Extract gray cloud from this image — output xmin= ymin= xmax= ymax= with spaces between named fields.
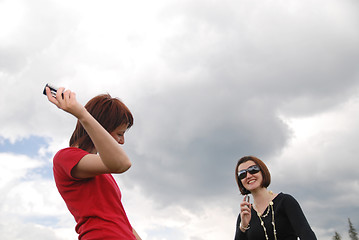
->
xmin=120 ymin=0 xmax=359 ymax=209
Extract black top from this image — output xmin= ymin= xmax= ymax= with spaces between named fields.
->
xmin=235 ymin=193 xmax=317 ymax=240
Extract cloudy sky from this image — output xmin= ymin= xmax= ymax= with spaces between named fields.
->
xmin=1 ymin=0 xmax=359 ymax=239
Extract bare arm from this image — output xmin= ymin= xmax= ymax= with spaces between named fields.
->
xmin=132 ymin=228 xmax=142 ymax=240
xmin=46 ymin=87 xmax=132 ymax=178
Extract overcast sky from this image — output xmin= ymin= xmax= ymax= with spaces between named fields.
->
xmin=1 ymin=0 xmax=359 ymax=239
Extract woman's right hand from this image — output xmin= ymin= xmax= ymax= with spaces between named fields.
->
xmin=45 ymin=86 xmax=86 ymax=119
xmin=240 ymin=195 xmax=251 ymax=232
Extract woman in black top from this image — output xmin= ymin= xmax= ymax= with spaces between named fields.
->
xmin=234 ymin=156 xmax=317 ymax=240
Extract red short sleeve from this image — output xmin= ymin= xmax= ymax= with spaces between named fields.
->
xmin=53 ymin=147 xmax=89 ymax=181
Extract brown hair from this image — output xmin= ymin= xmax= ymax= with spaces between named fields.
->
xmin=235 ymin=156 xmax=271 ymax=195
xmin=69 ymin=94 xmax=133 ymax=151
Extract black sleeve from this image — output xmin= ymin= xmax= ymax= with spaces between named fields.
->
xmin=283 ymin=194 xmax=317 ymax=240
xmin=234 ymin=212 xmax=247 ymax=240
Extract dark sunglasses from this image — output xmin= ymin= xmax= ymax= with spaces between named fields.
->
xmin=238 ymin=165 xmax=261 ymax=180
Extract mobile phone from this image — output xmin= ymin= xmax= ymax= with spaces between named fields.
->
xmin=43 ymin=83 xmax=58 ymax=97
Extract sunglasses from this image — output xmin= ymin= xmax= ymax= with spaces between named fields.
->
xmin=238 ymin=165 xmax=261 ymax=180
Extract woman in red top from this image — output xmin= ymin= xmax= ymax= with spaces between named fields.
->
xmin=45 ymin=86 xmax=141 ymax=240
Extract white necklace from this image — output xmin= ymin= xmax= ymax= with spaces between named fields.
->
xmin=256 ymin=191 xmax=277 ymax=240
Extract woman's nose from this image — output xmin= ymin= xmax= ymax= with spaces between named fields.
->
xmin=246 ymin=172 xmax=254 ymax=178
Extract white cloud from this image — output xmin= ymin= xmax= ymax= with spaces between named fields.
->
xmin=270 ymin=95 xmax=359 ymax=238
xmin=120 ymin=183 xmax=237 ymax=240
xmin=0 ymin=0 xmax=26 ymax=44
xmin=0 ymin=153 xmax=42 ymax=188
xmin=0 ymin=152 xmax=75 ymax=240
xmin=275 ymin=95 xmax=359 ymax=182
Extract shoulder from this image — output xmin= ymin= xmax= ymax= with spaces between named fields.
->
xmin=55 ymin=147 xmax=88 ymax=155
xmin=281 ymin=192 xmax=298 ymax=201
xmin=53 ymin=147 xmax=91 ymax=180
xmin=278 ymin=192 xmax=293 ymax=198
xmin=54 ymin=147 xmax=89 ymax=162
xmin=275 ymin=192 xmax=302 ymax=209
xmin=53 ymin=147 xmax=90 ymax=172
xmin=274 ymin=192 xmax=299 ymax=204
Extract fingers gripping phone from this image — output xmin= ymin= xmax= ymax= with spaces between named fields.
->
xmin=43 ymin=83 xmax=63 ymax=98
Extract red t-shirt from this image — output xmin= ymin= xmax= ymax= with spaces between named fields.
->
xmin=53 ymin=147 xmax=136 ymax=240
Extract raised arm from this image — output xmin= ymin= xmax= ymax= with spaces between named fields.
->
xmin=132 ymin=228 xmax=142 ymax=240
xmin=46 ymin=87 xmax=132 ymax=178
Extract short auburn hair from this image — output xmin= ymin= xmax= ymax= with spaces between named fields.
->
xmin=69 ymin=94 xmax=133 ymax=151
xmin=235 ymin=156 xmax=271 ymax=195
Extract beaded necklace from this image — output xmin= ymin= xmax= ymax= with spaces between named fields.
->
xmin=255 ymin=192 xmax=277 ymax=240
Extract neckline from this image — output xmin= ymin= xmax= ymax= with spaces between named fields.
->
xmin=253 ymin=192 xmax=281 ymax=216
